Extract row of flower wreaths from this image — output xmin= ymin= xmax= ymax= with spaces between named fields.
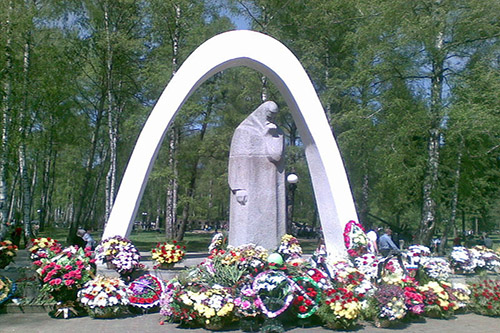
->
xmin=1 ymin=220 xmax=500 ymax=331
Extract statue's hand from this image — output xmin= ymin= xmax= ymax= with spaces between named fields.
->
xmin=234 ymin=190 xmax=248 ymax=205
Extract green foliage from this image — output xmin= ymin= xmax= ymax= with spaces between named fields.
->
xmin=1 ymin=0 xmax=499 ymax=243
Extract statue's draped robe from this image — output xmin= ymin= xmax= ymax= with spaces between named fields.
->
xmin=228 ymin=103 xmax=285 ymax=250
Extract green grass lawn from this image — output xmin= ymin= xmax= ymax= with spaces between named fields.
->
xmin=37 ymin=228 xmax=319 ymax=254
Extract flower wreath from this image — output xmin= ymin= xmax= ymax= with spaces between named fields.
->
xmin=343 ymin=220 xmax=368 ymax=257
xmin=252 ymin=270 xmax=294 ymax=318
xmin=128 ymin=274 xmax=164 ymax=308
xmin=291 ymin=276 xmax=322 ymax=318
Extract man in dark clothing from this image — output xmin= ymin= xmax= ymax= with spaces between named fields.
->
xmin=378 ymin=228 xmax=408 ymax=277
xmin=378 ymin=228 xmax=400 ymax=256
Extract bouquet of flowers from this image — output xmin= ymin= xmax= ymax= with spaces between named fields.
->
xmin=128 ymin=274 xmax=164 ymax=309
xmin=304 ymin=268 xmax=331 ymax=290
xmin=450 ymin=246 xmax=476 ymax=273
xmin=324 ymin=257 xmax=353 ymax=279
xmin=95 ymin=236 xmax=141 ymax=276
xmin=471 ymin=246 xmax=500 ymax=272
xmin=35 ymin=245 xmax=95 ymax=318
xmin=78 ymin=275 xmax=129 ymax=318
xmin=370 ymin=284 xmax=407 ymax=325
xmin=208 ymin=233 xmax=226 ymax=253
xmin=277 ymin=234 xmax=302 ymax=261
xmin=451 ymin=282 xmax=470 ymax=311
xmin=233 ymin=282 xmax=261 ymax=317
xmin=213 ymin=243 xmax=269 ymax=273
xmin=404 ymin=245 xmax=431 ymax=266
xmin=418 ymin=281 xmax=457 ymax=318
xmin=151 ymin=241 xmax=186 ymax=269
xmin=29 ymin=237 xmax=62 ymax=261
xmin=35 ymin=246 xmax=95 ymax=301
xmin=380 ymin=257 xmax=406 ymax=278
xmin=354 ymin=254 xmax=379 ymax=280
xmin=159 ymin=279 xmax=182 ymax=321
xmin=467 ymin=279 xmax=500 ymax=316
xmin=316 ymin=286 xmax=362 ymax=329
xmin=167 ymin=284 xmax=235 ymax=329
xmin=0 ymin=240 xmax=18 ymax=268
xmin=343 ymin=220 xmax=368 ymax=257
xmin=400 ymin=277 xmax=425 ymax=316
xmin=420 ymin=257 xmax=451 ymax=281
xmin=332 ymin=265 xmax=372 ymax=296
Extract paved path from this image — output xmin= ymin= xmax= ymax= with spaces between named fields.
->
xmin=1 ymin=312 xmax=500 ymax=333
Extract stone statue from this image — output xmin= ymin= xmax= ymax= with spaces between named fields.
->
xmin=228 ymin=101 xmax=286 ymax=250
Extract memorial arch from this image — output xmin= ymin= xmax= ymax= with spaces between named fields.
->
xmin=102 ymin=30 xmax=359 ymax=255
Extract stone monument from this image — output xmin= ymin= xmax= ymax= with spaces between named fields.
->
xmin=228 ymin=101 xmax=286 ymax=250
xmin=102 ymin=30 xmax=359 ymax=256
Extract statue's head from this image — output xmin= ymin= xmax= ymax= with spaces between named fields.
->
xmin=252 ymin=101 xmax=278 ymax=126
xmin=264 ymin=101 xmax=279 ymax=123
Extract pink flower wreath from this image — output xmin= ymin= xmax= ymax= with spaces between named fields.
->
xmin=343 ymin=220 xmax=368 ymax=257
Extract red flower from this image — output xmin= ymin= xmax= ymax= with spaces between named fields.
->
xmin=299 ymin=305 xmax=307 ymax=313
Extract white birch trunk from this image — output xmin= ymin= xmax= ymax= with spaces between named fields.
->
xmin=419 ymin=30 xmax=445 ymax=245
xmin=165 ymin=4 xmax=181 ymax=239
xmin=104 ymin=3 xmax=117 ymax=223
xmin=19 ymin=31 xmax=33 ymax=240
xmin=0 ymin=0 xmax=13 ymax=240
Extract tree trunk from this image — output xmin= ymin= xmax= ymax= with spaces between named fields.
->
xmin=439 ymin=137 xmax=463 ymax=253
xmin=176 ymin=100 xmax=213 ymax=241
xmin=360 ymin=163 xmax=370 ymax=228
xmin=419 ymin=128 xmax=440 ymax=244
xmin=104 ymin=2 xmax=118 ymax=223
xmin=19 ymin=27 xmax=34 ymax=242
xmin=0 ymin=0 xmax=13 ymax=240
xmin=165 ymin=128 xmax=179 ymax=239
xmin=70 ymin=103 xmax=103 ymax=244
xmin=165 ymin=4 xmax=181 ymax=240
xmin=419 ymin=30 xmax=445 ymax=245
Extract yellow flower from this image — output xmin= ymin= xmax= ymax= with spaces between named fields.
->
xmin=217 ymin=303 xmax=234 ymax=317
xmin=180 ymin=294 xmax=193 ymax=306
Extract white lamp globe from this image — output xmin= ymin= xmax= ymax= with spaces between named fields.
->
xmin=287 ymin=173 xmax=299 ymax=184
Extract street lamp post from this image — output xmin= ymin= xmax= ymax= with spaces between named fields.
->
xmin=286 ymin=173 xmax=299 ymax=234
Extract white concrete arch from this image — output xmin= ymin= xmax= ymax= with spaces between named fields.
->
xmin=102 ymin=30 xmax=358 ymax=255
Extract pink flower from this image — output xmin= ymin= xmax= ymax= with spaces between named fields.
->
xmin=49 ymin=278 xmax=63 ymax=286
xmin=65 ymin=279 xmax=75 ymax=286
xmin=254 ymin=298 xmax=263 ymax=307
xmin=241 ymin=300 xmax=251 ymax=309
xmin=234 ymin=297 xmax=242 ymax=306
xmin=65 ymin=265 xmax=73 ymax=270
